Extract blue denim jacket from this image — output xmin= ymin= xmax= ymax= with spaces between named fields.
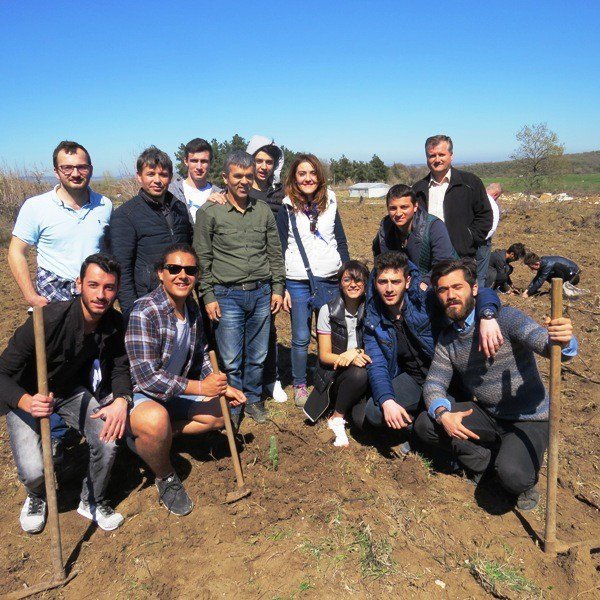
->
xmin=364 ymin=263 xmax=501 ymax=408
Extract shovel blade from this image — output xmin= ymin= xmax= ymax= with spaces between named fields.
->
xmin=225 ymin=486 xmax=251 ymax=504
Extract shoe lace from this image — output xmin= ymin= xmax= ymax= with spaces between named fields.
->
xmin=97 ymin=501 xmax=115 ymax=517
xmin=159 ymin=476 xmax=183 ymax=499
xmin=28 ymin=496 xmax=44 ymax=515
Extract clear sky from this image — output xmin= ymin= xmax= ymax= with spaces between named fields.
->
xmin=1 ymin=0 xmax=598 ymax=174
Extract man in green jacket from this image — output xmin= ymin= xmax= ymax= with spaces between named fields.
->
xmin=194 ymin=151 xmax=285 ymax=426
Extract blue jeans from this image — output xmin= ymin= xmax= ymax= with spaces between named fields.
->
xmin=286 ymin=279 xmax=313 ymax=386
xmin=476 ymin=240 xmax=492 ymax=288
xmin=213 ymin=283 xmax=272 ymax=413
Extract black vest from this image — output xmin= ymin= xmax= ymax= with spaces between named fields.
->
xmin=314 ymin=296 xmax=365 ymax=392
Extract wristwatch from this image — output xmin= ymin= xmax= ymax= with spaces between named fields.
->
xmin=480 ymin=308 xmax=496 ymax=320
xmin=434 ymin=407 xmax=450 ymax=423
xmin=119 ymin=394 xmax=134 ymax=409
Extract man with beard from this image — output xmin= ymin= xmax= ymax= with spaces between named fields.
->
xmin=414 ymin=259 xmax=577 ymax=510
xmin=194 ymin=151 xmax=285 ymax=426
xmin=109 ymin=146 xmax=193 ymax=321
xmin=0 ymin=254 xmax=131 ymax=533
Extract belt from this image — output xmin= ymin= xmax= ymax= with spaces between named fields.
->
xmin=221 ymin=280 xmax=268 ymax=291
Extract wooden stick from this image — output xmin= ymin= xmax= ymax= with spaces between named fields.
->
xmin=544 ymin=278 xmax=563 ymax=555
xmin=32 ymin=307 xmax=65 ymax=580
xmin=208 ymin=350 xmax=246 ymax=490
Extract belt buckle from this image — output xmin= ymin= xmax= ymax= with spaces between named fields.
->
xmin=242 ymin=282 xmax=253 ymax=291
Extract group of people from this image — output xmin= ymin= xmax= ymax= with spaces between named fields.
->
xmin=1 ymin=134 xmax=579 ymax=536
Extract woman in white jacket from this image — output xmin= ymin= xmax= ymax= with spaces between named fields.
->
xmin=276 ymin=154 xmax=350 ymax=407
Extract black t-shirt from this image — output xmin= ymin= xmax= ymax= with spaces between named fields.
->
xmin=55 ymin=332 xmax=99 ymax=397
xmin=393 ymin=315 xmax=430 ymax=386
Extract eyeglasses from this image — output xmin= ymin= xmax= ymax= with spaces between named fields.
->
xmin=341 ymin=277 xmax=365 ymax=286
xmin=57 ymin=164 xmax=92 ymax=175
xmin=163 ymin=264 xmax=199 ymax=276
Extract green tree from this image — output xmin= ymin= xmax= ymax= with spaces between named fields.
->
xmin=368 ymin=154 xmax=388 ymax=182
xmin=511 ymin=123 xmax=565 ymax=192
xmin=387 ymin=162 xmax=410 ymax=184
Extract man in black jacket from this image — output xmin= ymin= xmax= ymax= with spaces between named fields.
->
xmin=109 ymin=146 xmax=193 ymax=320
xmin=486 ymin=243 xmax=526 ymax=292
xmin=0 ymin=254 xmax=132 ymax=534
xmin=413 ymin=135 xmax=492 ymax=282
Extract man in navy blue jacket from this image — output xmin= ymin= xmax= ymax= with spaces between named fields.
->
xmin=363 ymin=251 xmax=501 ymax=433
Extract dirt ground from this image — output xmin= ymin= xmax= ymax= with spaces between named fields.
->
xmin=0 ymin=196 xmax=598 ymax=599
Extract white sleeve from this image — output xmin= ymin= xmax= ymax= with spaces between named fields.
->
xmin=316 ymin=304 xmax=332 ymax=334
xmin=12 ymin=199 xmax=41 ymax=245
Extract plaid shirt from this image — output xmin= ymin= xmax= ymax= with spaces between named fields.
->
xmin=125 ymin=286 xmax=212 ymax=401
xmin=36 ymin=267 xmax=78 ymax=302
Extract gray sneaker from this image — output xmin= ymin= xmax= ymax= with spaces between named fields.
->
xmin=155 ymin=473 xmax=193 ymax=516
xmin=77 ymin=500 xmax=124 ymax=531
xmin=517 ymin=486 xmax=540 ymax=511
xmin=20 ymin=494 xmax=47 ymax=534
xmin=294 ymin=384 xmax=309 ymax=408
xmin=245 ymin=401 xmax=269 ymax=424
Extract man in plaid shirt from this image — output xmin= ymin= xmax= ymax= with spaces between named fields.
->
xmin=125 ymin=243 xmax=245 ymax=516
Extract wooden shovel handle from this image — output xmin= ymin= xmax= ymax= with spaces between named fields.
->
xmin=32 ymin=307 xmax=65 ymax=580
xmin=208 ymin=350 xmax=246 ymax=489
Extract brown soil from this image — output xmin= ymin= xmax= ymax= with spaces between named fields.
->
xmin=0 ymin=196 xmax=598 ymax=599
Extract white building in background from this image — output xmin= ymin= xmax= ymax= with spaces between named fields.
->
xmin=348 ymin=182 xmax=390 ymax=199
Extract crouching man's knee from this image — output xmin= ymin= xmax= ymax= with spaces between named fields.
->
xmin=130 ymin=402 xmax=172 ymax=442
xmin=495 ymin=460 xmax=538 ymax=496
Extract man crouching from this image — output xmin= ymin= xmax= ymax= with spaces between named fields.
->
xmin=125 ymin=243 xmax=245 ymax=516
xmin=414 ymin=259 xmax=577 ymax=510
xmin=0 ymin=254 xmax=131 ymax=533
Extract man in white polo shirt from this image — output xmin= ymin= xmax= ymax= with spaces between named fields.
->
xmin=9 ymin=140 xmax=112 ymax=306
xmin=8 ymin=140 xmax=112 ymax=460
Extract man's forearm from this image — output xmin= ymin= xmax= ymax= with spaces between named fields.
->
xmin=8 ymin=248 xmax=38 ymax=303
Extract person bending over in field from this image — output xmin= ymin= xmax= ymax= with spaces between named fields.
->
xmin=485 ymin=243 xmax=525 ymax=293
xmin=414 ymin=259 xmax=577 ymax=510
xmin=125 ymin=244 xmax=246 ymax=516
xmin=372 ymin=183 xmax=457 ymax=285
xmin=361 ymin=252 xmax=502 ymax=455
xmin=307 ymin=260 xmax=371 ymax=447
xmin=0 ymin=254 xmax=131 ymax=533
xmin=522 ymin=252 xmax=584 ymax=298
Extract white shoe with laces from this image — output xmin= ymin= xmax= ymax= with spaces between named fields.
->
xmin=20 ymin=495 xmax=47 ymax=534
xmin=266 ymin=380 xmax=288 ymax=403
xmin=77 ymin=500 xmax=124 ymax=531
xmin=328 ymin=417 xmax=349 ymax=447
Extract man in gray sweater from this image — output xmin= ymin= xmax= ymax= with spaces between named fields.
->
xmin=414 ymin=259 xmax=577 ymax=510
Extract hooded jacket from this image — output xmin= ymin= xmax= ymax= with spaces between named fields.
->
xmin=364 ymin=264 xmax=501 ymax=408
xmin=246 ymin=135 xmax=285 ymax=217
xmin=372 ymin=207 xmax=457 ymax=279
xmin=169 ymin=178 xmax=222 ymax=222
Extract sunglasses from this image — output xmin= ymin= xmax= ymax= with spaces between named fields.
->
xmin=163 ymin=264 xmax=199 ymax=276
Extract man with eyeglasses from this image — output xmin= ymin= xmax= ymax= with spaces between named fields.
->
xmin=125 ymin=244 xmax=246 ymax=516
xmin=8 ymin=140 xmax=113 ymax=466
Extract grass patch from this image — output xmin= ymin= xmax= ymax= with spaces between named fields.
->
xmin=269 ymin=435 xmax=279 ymax=471
xmin=352 ymin=522 xmax=395 ymax=579
xmin=469 ymin=555 xmax=542 ymax=598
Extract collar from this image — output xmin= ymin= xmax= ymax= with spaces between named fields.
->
xmin=429 ymin=168 xmax=451 ymax=187
xmin=51 ymin=184 xmax=93 ymax=210
xmin=139 ymin=188 xmax=172 ymax=209
xmin=226 ymin=197 xmax=254 ymax=212
xmin=453 ymin=308 xmax=475 ymax=333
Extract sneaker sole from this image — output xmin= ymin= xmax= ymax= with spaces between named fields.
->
xmin=77 ymin=506 xmax=124 ymax=531
xmin=21 ymin=521 xmax=46 ymax=534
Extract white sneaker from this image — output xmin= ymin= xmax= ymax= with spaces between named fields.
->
xmin=328 ymin=417 xmax=349 ymax=447
xmin=77 ymin=500 xmax=124 ymax=531
xmin=20 ymin=495 xmax=47 ymax=534
xmin=267 ymin=380 xmax=288 ymax=403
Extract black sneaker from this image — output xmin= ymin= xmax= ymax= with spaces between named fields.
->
xmin=245 ymin=401 xmax=269 ymax=424
xmin=155 ymin=473 xmax=193 ymax=516
xmin=517 ymin=486 xmax=540 ymax=511
xmin=464 ymin=469 xmax=485 ymax=487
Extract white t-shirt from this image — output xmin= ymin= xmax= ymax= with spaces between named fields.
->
xmin=165 ymin=308 xmax=191 ymax=377
xmin=317 ymin=303 xmax=359 ymax=349
xmin=486 ymin=193 xmax=500 ymax=240
xmin=183 ymin=181 xmax=214 ymax=222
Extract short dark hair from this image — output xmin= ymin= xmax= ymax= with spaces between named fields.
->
xmin=523 ymin=252 xmax=541 ymax=267
xmin=374 ymin=251 xmax=410 ymax=279
xmin=53 ymin=140 xmax=91 ymax=168
xmin=136 ymin=146 xmax=173 ymax=176
xmin=431 ymin=259 xmax=477 ymax=289
xmin=156 ymin=243 xmax=198 ymax=271
xmin=386 ymin=183 xmax=417 ymax=206
xmin=338 ymin=260 xmax=370 ymax=285
xmin=184 ymin=138 xmax=213 ymax=161
xmin=223 ymin=150 xmax=254 ymax=175
xmin=507 ymin=243 xmax=526 ymax=260
xmin=425 ymin=135 xmax=453 ymax=153
xmin=255 ymin=144 xmax=281 ymax=162
xmin=80 ymin=253 xmax=121 ymax=284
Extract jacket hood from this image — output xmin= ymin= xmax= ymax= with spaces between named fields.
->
xmin=246 ymin=135 xmax=284 ymax=185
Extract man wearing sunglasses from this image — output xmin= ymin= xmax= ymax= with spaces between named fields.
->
xmin=8 ymin=140 xmax=113 ymax=466
xmin=125 ymin=244 xmax=246 ymax=516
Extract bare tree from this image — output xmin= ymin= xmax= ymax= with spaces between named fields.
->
xmin=511 ymin=123 xmax=565 ymax=191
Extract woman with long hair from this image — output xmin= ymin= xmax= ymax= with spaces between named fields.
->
xmin=276 ymin=154 xmax=349 ymax=407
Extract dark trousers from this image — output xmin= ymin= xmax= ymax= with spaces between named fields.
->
xmin=330 ymin=365 xmax=369 ymax=416
xmin=414 ymin=401 xmax=548 ymax=495
xmin=476 ymin=240 xmax=492 ymax=288
xmin=263 ymin=314 xmax=279 ymax=387
xmin=365 ymin=372 xmax=424 ymax=427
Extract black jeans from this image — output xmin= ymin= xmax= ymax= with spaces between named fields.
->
xmin=330 ymin=365 xmax=369 ymax=416
xmin=414 ymin=401 xmax=548 ymax=495
xmin=365 ymin=372 xmax=424 ymax=427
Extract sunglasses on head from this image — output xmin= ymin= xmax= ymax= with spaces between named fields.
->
xmin=163 ymin=264 xmax=199 ymax=276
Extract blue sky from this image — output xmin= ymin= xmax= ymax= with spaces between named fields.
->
xmin=1 ymin=0 xmax=598 ymax=174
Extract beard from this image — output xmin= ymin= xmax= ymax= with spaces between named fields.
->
xmin=444 ymin=294 xmax=476 ymax=322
